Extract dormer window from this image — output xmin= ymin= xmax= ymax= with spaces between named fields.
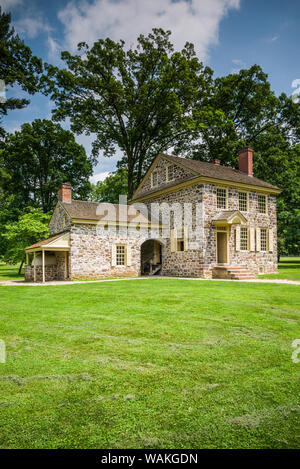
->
xmin=166 ymin=164 xmax=175 ymax=182
xmin=151 ymin=170 xmax=158 ymax=188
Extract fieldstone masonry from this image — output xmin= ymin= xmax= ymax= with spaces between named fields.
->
xmin=30 ymin=153 xmax=278 ymax=281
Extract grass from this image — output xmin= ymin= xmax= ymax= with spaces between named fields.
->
xmin=0 ymin=263 xmax=24 ymax=281
xmin=0 ymin=278 xmax=299 ymax=449
xmin=260 ymin=257 xmax=300 ymax=281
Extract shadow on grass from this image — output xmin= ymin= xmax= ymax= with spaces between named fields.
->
xmin=0 ymin=263 xmax=24 ymax=281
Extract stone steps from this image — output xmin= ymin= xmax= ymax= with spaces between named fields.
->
xmin=213 ymin=265 xmax=257 ymax=280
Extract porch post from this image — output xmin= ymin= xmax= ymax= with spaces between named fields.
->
xmin=26 ymin=252 xmax=28 ymax=266
xmin=42 ymin=250 xmax=45 ymax=283
xmin=64 ymin=251 xmax=68 ymax=279
xmin=33 ymin=252 xmax=36 ymax=282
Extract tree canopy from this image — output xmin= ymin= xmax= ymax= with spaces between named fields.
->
xmin=89 ymin=168 xmax=128 ymax=204
xmin=3 ymin=208 xmax=50 ymax=270
xmin=0 ymin=7 xmax=42 ymax=136
xmin=44 ymin=28 xmax=214 ymax=198
xmin=1 ymin=119 xmax=93 ymax=212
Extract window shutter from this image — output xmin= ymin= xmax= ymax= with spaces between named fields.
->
xmin=235 ymin=226 xmax=240 ymax=251
xmin=256 ymin=227 xmax=261 ymax=252
xmin=170 ymin=229 xmax=176 ymax=252
xmin=111 ymin=244 xmax=116 ymax=266
xmin=126 ymin=245 xmax=132 ymax=266
xmin=249 ymin=227 xmax=255 ymax=251
xmin=268 ymin=229 xmax=273 ymax=252
xmin=184 ymin=227 xmax=189 ymax=251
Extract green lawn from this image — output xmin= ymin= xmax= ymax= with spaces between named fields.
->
xmin=0 ymin=263 xmax=24 ymax=281
xmin=0 ymin=279 xmax=299 ymax=449
xmin=260 ymin=257 xmax=300 ymax=281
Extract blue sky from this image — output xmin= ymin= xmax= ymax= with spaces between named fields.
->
xmin=2 ymin=0 xmax=300 ymax=182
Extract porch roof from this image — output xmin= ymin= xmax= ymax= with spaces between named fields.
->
xmin=212 ymin=210 xmax=247 ymax=226
xmin=25 ymin=231 xmax=70 ymax=253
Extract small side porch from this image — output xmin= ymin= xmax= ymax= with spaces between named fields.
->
xmin=25 ymin=232 xmax=70 ymax=283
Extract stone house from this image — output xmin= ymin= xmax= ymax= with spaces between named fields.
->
xmin=25 ymin=148 xmax=281 ymax=282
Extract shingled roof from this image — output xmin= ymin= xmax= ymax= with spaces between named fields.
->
xmin=132 ymin=153 xmax=280 ymax=200
xmin=61 ymin=200 xmax=157 ymax=224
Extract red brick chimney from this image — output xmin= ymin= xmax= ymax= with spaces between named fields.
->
xmin=238 ymin=148 xmax=253 ymax=176
xmin=58 ymin=183 xmax=72 ymax=203
xmin=212 ymin=159 xmax=220 ymax=165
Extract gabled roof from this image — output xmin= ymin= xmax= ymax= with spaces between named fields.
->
xmin=60 ymin=200 xmax=159 ymax=225
xmin=25 ymin=232 xmax=70 ymax=252
xmin=131 ymin=153 xmax=281 ymax=201
xmin=212 ymin=210 xmax=247 ymax=225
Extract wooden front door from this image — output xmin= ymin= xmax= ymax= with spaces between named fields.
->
xmin=217 ymin=232 xmax=228 ymax=264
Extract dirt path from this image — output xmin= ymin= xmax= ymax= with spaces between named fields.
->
xmin=0 ymin=276 xmax=299 ymax=286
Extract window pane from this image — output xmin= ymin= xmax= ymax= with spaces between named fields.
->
xmin=152 ymin=171 xmax=158 ymax=187
xmin=240 ymin=227 xmax=248 ymax=250
xmin=116 ymin=245 xmax=125 ymax=265
xmin=258 ymin=195 xmax=266 ymax=213
xmin=260 ymin=229 xmax=267 ymax=251
xmin=217 ymin=188 xmax=226 ymax=209
xmin=239 ymin=192 xmax=247 ymax=211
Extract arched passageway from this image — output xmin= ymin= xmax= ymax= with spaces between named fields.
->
xmin=141 ymin=239 xmax=163 ymax=276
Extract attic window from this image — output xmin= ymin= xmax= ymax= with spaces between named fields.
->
xmin=166 ymin=164 xmax=175 ymax=182
xmin=151 ymin=171 xmax=158 ymax=188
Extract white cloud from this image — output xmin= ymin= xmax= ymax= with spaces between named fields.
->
xmin=58 ymin=0 xmax=240 ymax=60
xmin=1 ymin=0 xmax=23 ymax=10
xmin=14 ymin=16 xmax=52 ymax=39
xmin=231 ymin=58 xmax=246 ymax=73
xmin=90 ymin=171 xmax=111 ymax=183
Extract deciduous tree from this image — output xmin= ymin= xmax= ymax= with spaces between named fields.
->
xmin=44 ymin=29 xmax=214 ymax=197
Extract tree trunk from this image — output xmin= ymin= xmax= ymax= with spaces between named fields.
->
xmin=127 ymin=161 xmax=135 ymax=199
xmin=18 ymin=260 xmax=24 ymax=276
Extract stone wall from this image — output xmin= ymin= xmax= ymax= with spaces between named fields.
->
xmin=24 ymin=252 xmax=69 ymax=282
xmin=142 ymin=182 xmax=277 ymax=277
xmin=137 ymin=156 xmax=194 ymax=196
xmin=143 ymin=184 xmax=206 ymax=277
xmin=25 ymin=265 xmax=58 ymax=282
xmin=49 ymin=202 xmax=71 ymax=235
xmin=202 ymin=184 xmax=277 ymax=276
xmin=69 ymin=223 xmax=150 ymax=280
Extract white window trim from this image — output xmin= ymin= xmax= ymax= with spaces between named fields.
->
xmin=216 ymin=186 xmax=228 ymax=210
xmin=260 ymin=228 xmax=268 ymax=252
xmin=166 ymin=164 xmax=175 ymax=183
xmin=151 ymin=170 xmax=158 ymax=188
xmin=240 ymin=226 xmax=249 ymax=251
xmin=238 ymin=191 xmax=249 ymax=212
xmin=257 ymin=193 xmax=268 ymax=214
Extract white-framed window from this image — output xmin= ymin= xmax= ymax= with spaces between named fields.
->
xmin=260 ymin=228 xmax=267 ymax=251
xmin=240 ymin=227 xmax=248 ymax=251
xmin=116 ymin=245 xmax=126 ymax=265
xmin=258 ymin=194 xmax=267 ymax=213
xmin=166 ymin=164 xmax=175 ymax=182
xmin=216 ymin=187 xmax=227 ymax=209
xmin=170 ymin=227 xmax=188 ymax=252
xmin=151 ymin=171 xmax=158 ymax=188
xmin=238 ymin=191 xmax=248 ymax=212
